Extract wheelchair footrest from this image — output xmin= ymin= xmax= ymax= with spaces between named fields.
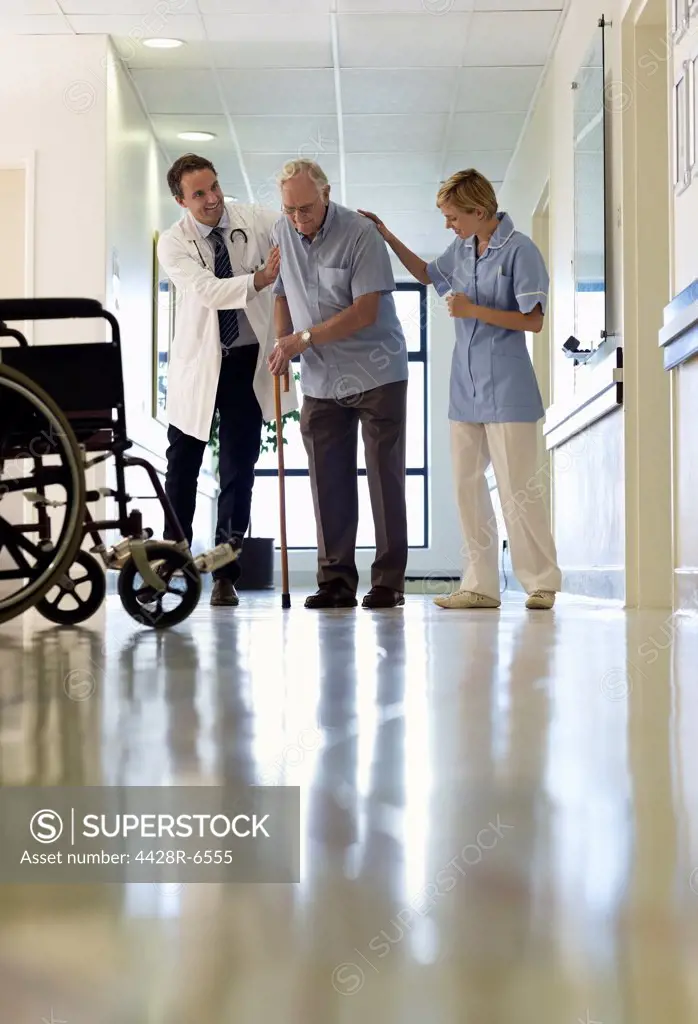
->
xmin=23 ymin=491 xmax=65 ymax=508
xmin=193 ymin=540 xmax=243 ymax=575
xmin=85 ymin=488 xmax=120 ymax=502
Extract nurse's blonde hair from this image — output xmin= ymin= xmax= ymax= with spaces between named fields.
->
xmin=437 ymin=169 xmax=498 ymax=219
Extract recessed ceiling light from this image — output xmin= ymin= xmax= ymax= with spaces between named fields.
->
xmin=177 ymin=131 xmax=216 ymax=141
xmin=143 ymin=38 xmax=184 ymax=48
xmin=224 ymin=195 xmax=237 ymax=203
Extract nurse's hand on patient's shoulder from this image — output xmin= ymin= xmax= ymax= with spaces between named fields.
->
xmin=446 ymin=292 xmax=475 ymax=319
xmin=254 ymin=246 xmax=280 ymax=291
xmin=357 ymin=210 xmax=392 ymax=242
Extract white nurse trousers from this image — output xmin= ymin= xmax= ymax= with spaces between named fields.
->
xmin=450 ymin=420 xmax=562 ymax=600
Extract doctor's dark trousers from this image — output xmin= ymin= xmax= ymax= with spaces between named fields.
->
xmin=163 ymin=343 xmax=263 ymax=583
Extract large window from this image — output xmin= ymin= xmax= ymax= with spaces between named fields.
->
xmin=250 ymin=283 xmax=428 ymax=549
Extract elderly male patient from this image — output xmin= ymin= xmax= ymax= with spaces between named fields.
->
xmin=268 ymin=159 xmax=408 ymax=610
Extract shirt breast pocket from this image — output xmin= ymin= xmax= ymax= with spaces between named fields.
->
xmin=318 ymin=266 xmax=352 ymax=310
xmin=495 ymin=271 xmax=517 ymax=311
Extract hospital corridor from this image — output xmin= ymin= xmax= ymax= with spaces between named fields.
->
xmin=2 ymin=0 xmax=698 ymax=1021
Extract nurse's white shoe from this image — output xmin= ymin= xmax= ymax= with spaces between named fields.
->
xmin=433 ymin=590 xmax=501 ymax=609
xmin=525 ymin=590 xmax=556 ymax=610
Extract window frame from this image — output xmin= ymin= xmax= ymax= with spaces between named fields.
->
xmin=254 ymin=281 xmax=429 ymax=550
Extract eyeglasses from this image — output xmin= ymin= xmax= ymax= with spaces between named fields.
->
xmin=282 ymin=197 xmax=321 ymax=218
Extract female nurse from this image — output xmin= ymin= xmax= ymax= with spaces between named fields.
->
xmin=360 ymin=168 xmax=561 ymax=610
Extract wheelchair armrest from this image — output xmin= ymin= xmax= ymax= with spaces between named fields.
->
xmin=0 ymin=298 xmax=104 ymax=323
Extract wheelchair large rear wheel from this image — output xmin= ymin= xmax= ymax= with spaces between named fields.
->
xmin=0 ymin=364 xmax=86 ymax=624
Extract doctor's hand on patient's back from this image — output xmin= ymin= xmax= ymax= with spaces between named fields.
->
xmin=253 ymin=246 xmax=280 ymax=292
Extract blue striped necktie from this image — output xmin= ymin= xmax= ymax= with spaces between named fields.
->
xmin=210 ymin=227 xmax=239 ymax=350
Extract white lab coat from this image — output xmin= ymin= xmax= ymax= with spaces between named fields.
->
xmin=157 ymin=201 xmax=299 ymax=442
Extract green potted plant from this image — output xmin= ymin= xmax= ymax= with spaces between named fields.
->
xmin=208 ymin=372 xmax=301 ymax=590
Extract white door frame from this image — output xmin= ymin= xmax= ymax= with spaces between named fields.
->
xmin=0 ymin=152 xmax=35 ymax=343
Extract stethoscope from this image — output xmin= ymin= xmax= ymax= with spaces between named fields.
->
xmin=191 ymin=227 xmax=263 ymax=274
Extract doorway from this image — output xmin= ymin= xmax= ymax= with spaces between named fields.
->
xmin=621 ymin=0 xmax=673 ymax=609
xmin=0 ymin=160 xmax=32 ymax=603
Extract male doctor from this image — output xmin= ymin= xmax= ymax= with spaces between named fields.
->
xmin=158 ymin=153 xmax=298 ymax=607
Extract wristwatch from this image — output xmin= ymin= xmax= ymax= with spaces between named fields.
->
xmin=300 ymin=329 xmax=313 ymax=350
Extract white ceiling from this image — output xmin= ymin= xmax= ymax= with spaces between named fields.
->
xmin=8 ymin=0 xmax=566 ymax=258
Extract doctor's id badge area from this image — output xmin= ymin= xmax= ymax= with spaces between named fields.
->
xmin=0 ymin=786 xmax=300 ymax=884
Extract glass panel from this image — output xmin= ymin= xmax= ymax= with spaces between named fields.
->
xmin=255 ymin=394 xmax=307 ymax=472
xmin=572 ymin=24 xmax=607 ymax=348
xmin=249 ymin=474 xmax=426 ymax=548
xmin=357 ymin=361 xmax=425 ymax=471
xmin=394 ymin=288 xmax=424 ymax=352
xmin=407 ymin=362 xmax=425 ymax=469
xmin=249 ymin=475 xmax=318 ymax=548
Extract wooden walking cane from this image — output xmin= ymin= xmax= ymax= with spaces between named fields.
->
xmin=274 ymin=370 xmax=291 ymax=609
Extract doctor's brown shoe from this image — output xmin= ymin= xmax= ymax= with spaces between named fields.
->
xmin=362 ymin=586 xmax=405 ymax=609
xmin=210 ymin=579 xmax=239 ymax=607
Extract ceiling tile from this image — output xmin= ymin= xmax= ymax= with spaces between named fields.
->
xmin=344 ymin=114 xmax=447 ymax=152
xmin=112 ymin=39 xmax=230 ymax=69
xmin=131 ymin=69 xmax=224 ymax=114
xmin=474 ymin=0 xmax=562 ymax=9
xmin=149 ymin=113 xmax=242 ymax=171
xmin=462 ymin=11 xmax=560 ymax=65
xmin=68 ymin=13 xmax=205 ymax=38
xmin=345 ymin=152 xmax=444 ymax=184
xmin=218 ymin=69 xmax=336 ymax=115
xmin=341 ymin=68 xmax=458 ymax=115
xmin=338 ymin=0 xmax=474 ymax=8
xmin=232 ymin=115 xmax=339 ymax=153
xmin=198 ymin=0 xmax=329 ymax=9
xmin=338 ymin=12 xmax=472 ymax=67
xmin=455 ymin=66 xmax=542 ymax=112
xmin=442 ymin=149 xmax=512 ymax=180
xmin=16 ymin=0 xmax=57 ymax=12
xmin=345 ymin=184 xmax=441 ymax=212
xmin=243 ymin=152 xmax=341 ymax=183
xmin=447 ymin=111 xmax=525 ymax=150
xmin=202 ymin=14 xmax=332 ymax=65
xmin=61 ymin=0 xmax=198 ymax=12
xmin=0 ymin=14 xmax=73 ymax=32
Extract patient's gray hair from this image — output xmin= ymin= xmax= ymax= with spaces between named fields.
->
xmin=277 ymin=159 xmax=329 ymax=191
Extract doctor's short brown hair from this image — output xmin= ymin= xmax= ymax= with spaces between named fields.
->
xmin=437 ymin=169 xmax=498 ymax=218
xmin=167 ymin=153 xmax=217 ymax=199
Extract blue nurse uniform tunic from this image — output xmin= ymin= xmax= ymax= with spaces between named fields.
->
xmin=426 ymin=212 xmax=548 ymax=424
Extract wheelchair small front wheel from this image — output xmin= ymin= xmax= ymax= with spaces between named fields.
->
xmin=118 ymin=542 xmax=201 ymax=629
xmin=35 ymin=550 xmax=106 ymax=626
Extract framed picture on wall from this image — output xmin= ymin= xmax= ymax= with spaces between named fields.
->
xmin=151 ymin=231 xmax=176 ymax=425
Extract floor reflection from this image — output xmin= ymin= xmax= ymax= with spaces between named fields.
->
xmin=0 ymin=594 xmax=697 ymax=1022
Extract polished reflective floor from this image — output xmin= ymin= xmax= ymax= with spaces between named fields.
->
xmin=1 ymin=590 xmax=698 ymax=1023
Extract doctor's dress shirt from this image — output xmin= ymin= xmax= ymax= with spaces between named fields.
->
xmin=194 ymin=206 xmax=258 ymax=349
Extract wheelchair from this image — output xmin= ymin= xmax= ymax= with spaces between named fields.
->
xmin=0 ymin=297 xmax=241 ymax=629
